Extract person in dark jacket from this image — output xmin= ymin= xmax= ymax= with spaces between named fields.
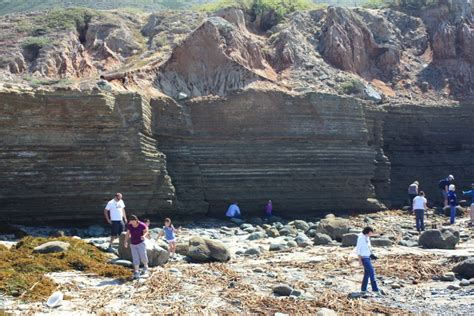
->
xmin=447 ymin=184 xmax=457 ymax=225
xmin=439 ymin=175 xmax=454 ymax=207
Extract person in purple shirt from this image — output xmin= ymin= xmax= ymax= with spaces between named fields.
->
xmin=124 ymin=215 xmax=149 ymax=279
xmin=265 ymin=200 xmax=273 ymax=218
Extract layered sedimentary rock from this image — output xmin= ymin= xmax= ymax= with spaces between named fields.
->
xmin=0 ymin=88 xmax=175 ymax=224
xmin=153 ymin=89 xmax=382 ymax=216
xmin=380 ymin=99 xmax=474 ymax=207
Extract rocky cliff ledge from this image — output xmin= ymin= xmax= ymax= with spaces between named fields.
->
xmin=0 ymin=88 xmax=175 ymax=224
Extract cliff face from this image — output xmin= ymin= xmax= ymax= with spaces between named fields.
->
xmin=0 ymin=88 xmax=176 ymax=224
xmin=153 ymin=89 xmax=383 ymax=215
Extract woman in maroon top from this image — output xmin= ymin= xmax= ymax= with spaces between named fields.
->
xmin=125 ymin=215 xmax=149 ymax=279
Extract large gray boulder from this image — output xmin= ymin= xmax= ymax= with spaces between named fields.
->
xmin=118 ymin=232 xmax=169 ymax=266
xmin=33 ymin=241 xmax=70 ymax=254
xmin=316 ymin=216 xmax=350 ymax=241
xmin=371 ymin=237 xmax=393 ymax=247
xmin=341 ymin=233 xmax=358 ymax=247
xmin=187 ymin=236 xmax=231 ymax=263
xmin=419 ymin=228 xmax=460 ymax=249
xmin=452 ymin=257 xmax=474 ymax=279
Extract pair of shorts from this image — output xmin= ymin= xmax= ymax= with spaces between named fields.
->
xmin=111 ymin=221 xmax=124 ymax=236
xmin=441 ymin=190 xmax=448 ymax=199
xmin=167 ymin=239 xmax=176 ymax=243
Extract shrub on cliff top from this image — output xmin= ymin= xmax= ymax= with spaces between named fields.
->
xmin=0 ymin=236 xmax=130 ymax=301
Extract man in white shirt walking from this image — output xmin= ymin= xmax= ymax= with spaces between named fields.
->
xmin=412 ymin=191 xmax=428 ymax=232
xmin=104 ymin=193 xmax=128 ymax=252
xmin=356 ymin=227 xmax=380 ymax=295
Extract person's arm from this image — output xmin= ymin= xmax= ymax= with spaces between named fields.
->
xmin=122 ymin=208 xmax=127 ymax=223
xmin=141 ymin=226 xmax=148 ymax=241
xmin=445 ymin=185 xmax=449 ymax=192
xmin=104 ymin=208 xmax=111 ymax=224
xmin=156 ymin=230 xmax=163 ymax=240
xmin=355 ymin=237 xmax=363 ymax=264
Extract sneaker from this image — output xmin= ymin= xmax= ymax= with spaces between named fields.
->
xmin=373 ymin=291 xmax=383 ymax=297
xmin=141 ymin=269 xmax=149 ymax=278
xmin=107 ymin=246 xmax=114 ymax=253
xmin=133 ymin=271 xmax=140 ymax=279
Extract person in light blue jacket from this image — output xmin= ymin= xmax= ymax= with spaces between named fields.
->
xmin=463 ymin=183 xmax=474 ymax=226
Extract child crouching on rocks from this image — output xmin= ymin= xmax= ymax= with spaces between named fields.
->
xmin=158 ymin=218 xmax=179 ymax=258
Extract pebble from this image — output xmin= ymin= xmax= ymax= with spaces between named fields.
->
xmin=392 ymin=283 xmax=401 ymax=289
xmin=253 ymin=267 xmax=265 ymax=273
xmin=244 ymin=248 xmax=261 ymax=256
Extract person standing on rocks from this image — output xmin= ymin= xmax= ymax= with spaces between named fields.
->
xmin=124 ymin=215 xmax=149 ymax=279
xmin=408 ymin=181 xmax=419 ymax=207
xmin=448 ymin=184 xmax=457 ymax=225
xmin=226 ymin=202 xmax=241 ymax=219
xmin=439 ymin=175 xmax=454 ymax=207
xmin=265 ymin=200 xmax=273 ymax=218
xmin=104 ymin=193 xmax=128 ymax=252
xmin=356 ymin=227 xmax=380 ymax=296
xmin=412 ymin=191 xmax=427 ymax=232
xmin=462 ymin=183 xmax=474 ymax=226
xmin=158 ymin=218 xmax=178 ymax=258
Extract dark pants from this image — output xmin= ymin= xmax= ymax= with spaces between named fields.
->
xmin=414 ymin=209 xmax=425 ymax=231
xmin=409 ymin=194 xmax=417 ymax=204
xmin=450 ymin=205 xmax=456 ymax=224
xmin=361 ymin=257 xmax=379 ymax=292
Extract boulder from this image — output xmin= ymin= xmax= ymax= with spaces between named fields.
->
xmin=186 ymin=236 xmax=230 ymax=263
xmin=399 ymin=239 xmax=418 ymax=247
xmin=118 ymin=232 xmax=169 ymax=266
xmin=287 ymin=240 xmax=298 ymax=248
xmin=371 ymin=238 xmax=393 ymax=247
xmin=305 ymin=228 xmax=317 ymax=238
xmin=419 ymin=228 xmax=460 ymax=249
xmin=341 ymin=233 xmax=359 ymax=247
xmin=442 ymin=206 xmax=465 ymax=217
xmin=87 ymin=225 xmax=106 ymax=237
xmin=33 ymin=241 xmax=70 ymax=254
xmin=293 ymin=220 xmax=310 ymax=231
xmin=441 ymin=272 xmax=456 ymax=281
xmin=316 ymin=217 xmax=350 ymax=241
xmin=314 ymin=233 xmax=332 ymax=245
xmin=452 ymin=258 xmax=474 ymax=279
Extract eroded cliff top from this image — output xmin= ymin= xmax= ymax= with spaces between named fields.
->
xmin=0 ymin=1 xmax=472 ymax=103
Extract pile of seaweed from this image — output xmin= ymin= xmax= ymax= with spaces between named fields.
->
xmin=0 ymin=237 xmax=130 ymax=301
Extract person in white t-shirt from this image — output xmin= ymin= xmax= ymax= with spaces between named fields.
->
xmin=225 ymin=202 xmax=241 ymax=219
xmin=412 ymin=191 xmax=428 ymax=232
xmin=104 ymin=193 xmax=128 ymax=252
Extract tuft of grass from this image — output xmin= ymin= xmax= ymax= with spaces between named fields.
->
xmin=340 ymin=78 xmax=365 ymax=95
xmin=0 ymin=236 xmax=131 ymax=301
xmin=21 ymin=36 xmax=50 ymax=50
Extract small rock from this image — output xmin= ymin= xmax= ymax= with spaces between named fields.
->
xmin=447 ymin=284 xmax=461 ymax=291
xmin=314 ymin=233 xmax=332 ymax=245
xmin=341 ymin=233 xmax=358 ymax=247
xmin=273 ymin=284 xmax=293 ymax=296
xmin=269 ymin=243 xmax=287 ymax=251
xmin=279 ymin=226 xmax=297 ymax=237
xmin=244 ymin=248 xmax=261 ymax=256
xmin=441 ymin=272 xmax=456 ymax=282
xmin=452 ymin=257 xmax=474 ymax=279
xmin=305 ymin=228 xmax=317 ymax=238
xmin=460 ymin=279 xmax=470 ymax=286
xmin=287 ymin=240 xmax=297 ymax=248
xmin=293 ymin=220 xmax=310 ymax=231
xmin=253 ymin=267 xmax=265 ymax=273
xmin=399 ymin=239 xmax=418 ymax=247
xmin=317 ymin=308 xmax=338 ymax=316
xmin=240 ymin=224 xmax=253 ymax=230
xmin=391 ymin=283 xmax=401 ymax=289
xmin=266 ymin=228 xmax=280 ymax=238
xmin=290 ymin=290 xmax=302 ymax=297
xmin=33 ymin=241 xmax=70 ymax=254
xmin=371 ymin=238 xmax=393 ymax=247
xmin=295 ymin=234 xmax=311 ymax=247
xmin=113 ymin=259 xmax=133 ymax=268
